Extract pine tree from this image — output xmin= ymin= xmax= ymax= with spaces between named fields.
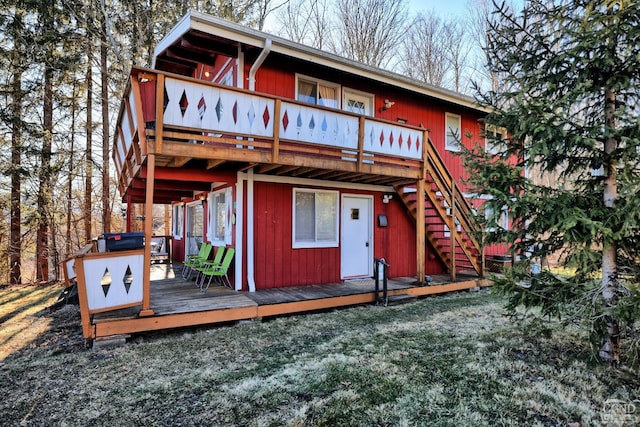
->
xmin=465 ymin=0 xmax=640 ymax=364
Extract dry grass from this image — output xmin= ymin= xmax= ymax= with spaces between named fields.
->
xmin=1 ymin=285 xmax=639 ymax=426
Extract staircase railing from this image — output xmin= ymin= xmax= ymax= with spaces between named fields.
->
xmin=397 ymin=137 xmax=483 ymax=276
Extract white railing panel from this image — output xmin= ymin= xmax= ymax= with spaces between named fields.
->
xmin=128 ymin=88 xmax=138 ymax=132
xmin=164 ymin=78 xmax=275 ymax=137
xmin=116 ymin=132 xmax=126 ymax=166
xmin=364 ymin=120 xmax=423 ymax=160
xmin=280 ymin=102 xmax=359 ymax=149
xmin=81 ymin=251 xmax=144 ymax=312
xmin=121 ymin=108 xmax=133 ymax=154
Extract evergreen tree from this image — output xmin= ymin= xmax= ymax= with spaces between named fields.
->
xmin=465 ymin=0 xmax=640 ymax=364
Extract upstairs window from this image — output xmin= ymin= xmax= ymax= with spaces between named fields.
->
xmin=445 ymin=113 xmax=462 ymax=152
xmin=296 ymin=75 xmax=340 ymax=109
xmin=485 ymin=124 xmax=507 ymax=155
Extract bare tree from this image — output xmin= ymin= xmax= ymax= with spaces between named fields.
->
xmin=442 ymin=17 xmax=472 ymax=93
xmin=334 ymin=0 xmax=408 ymax=68
xmin=400 ymin=12 xmax=448 ymax=87
xmin=276 ymin=0 xmax=332 ymax=50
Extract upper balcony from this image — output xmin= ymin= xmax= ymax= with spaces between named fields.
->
xmin=113 ymin=67 xmax=429 ymax=204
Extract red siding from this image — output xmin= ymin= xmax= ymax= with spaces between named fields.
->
xmin=251 ymin=182 xmax=445 ymax=289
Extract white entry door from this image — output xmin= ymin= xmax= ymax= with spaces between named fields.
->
xmin=341 ymin=195 xmax=373 ymax=279
xmin=343 ymin=88 xmax=374 ymax=116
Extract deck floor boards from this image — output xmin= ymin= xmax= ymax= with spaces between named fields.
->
xmin=92 ymin=263 xmax=481 ymax=327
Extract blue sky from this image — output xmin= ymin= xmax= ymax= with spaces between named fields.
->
xmin=408 ymin=0 xmax=470 ymax=18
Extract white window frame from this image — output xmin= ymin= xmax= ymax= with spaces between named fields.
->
xmin=292 ymin=188 xmax=339 ymax=249
xmin=445 ymin=112 xmax=462 ymax=152
xmin=342 ymin=87 xmax=374 ymax=116
xmin=295 ymin=74 xmax=341 ymax=109
xmin=172 ymin=204 xmax=184 ymax=240
xmin=485 ymin=124 xmax=507 ymax=155
xmin=484 ymin=204 xmax=509 ymax=232
xmin=219 ymin=68 xmax=234 ymax=87
xmin=207 ymin=187 xmax=233 ymax=246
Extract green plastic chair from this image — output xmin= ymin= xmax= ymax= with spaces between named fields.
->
xmin=182 ymin=242 xmax=212 ymax=280
xmin=194 ymin=246 xmax=225 ymax=283
xmin=198 ymin=248 xmax=235 ymax=292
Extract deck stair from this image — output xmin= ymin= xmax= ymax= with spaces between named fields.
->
xmin=394 ymin=137 xmax=482 ymax=277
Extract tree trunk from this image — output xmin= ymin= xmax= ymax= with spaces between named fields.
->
xmin=599 ymin=86 xmax=620 ymax=364
xmin=66 ymin=80 xmax=77 ymax=257
xmin=85 ymin=13 xmax=93 ymax=243
xmin=101 ymin=4 xmax=111 ymax=234
xmin=36 ymin=2 xmax=54 ymax=282
xmin=9 ymin=46 xmax=23 ymax=285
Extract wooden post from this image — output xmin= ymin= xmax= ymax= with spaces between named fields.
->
xmin=450 ymin=183 xmax=457 ymax=281
xmin=416 ymin=178 xmax=425 ymax=285
xmin=357 ymin=116 xmax=365 ymax=172
xmin=139 ymin=74 xmax=164 ymax=317
xmin=416 ymin=128 xmax=428 ymax=285
xmin=272 ymin=99 xmax=281 ymax=163
xmin=74 ymin=256 xmax=96 ymax=340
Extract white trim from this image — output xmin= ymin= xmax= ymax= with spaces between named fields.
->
xmin=235 ymin=172 xmax=245 ymax=291
xmin=295 ymin=73 xmax=341 ymax=109
xmin=247 ymin=169 xmax=256 ymax=291
xmin=485 ymin=124 xmax=507 ymax=155
xmin=343 ymin=87 xmax=374 ymax=116
xmin=172 ymin=204 xmax=184 ymax=240
xmin=251 ymin=173 xmax=394 ymax=193
xmin=445 ymin=112 xmax=462 ymax=152
xmin=208 ymin=187 xmax=233 ymax=246
xmin=292 ymin=188 xmax=340 ymax=249
xmin=212 ymin=57 xmax=233 ymax=83
xmin=237 ymin=46 xmax=244 ymax=89
xmin=340 ymin=194 xmax=374 ymax=279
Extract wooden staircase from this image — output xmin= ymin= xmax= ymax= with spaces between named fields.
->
xmin=394 ymin=137 xmax=483 ymax=278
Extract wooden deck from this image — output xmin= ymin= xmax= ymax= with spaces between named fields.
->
xmin=90 ymin=263 xmax=487 ymax=340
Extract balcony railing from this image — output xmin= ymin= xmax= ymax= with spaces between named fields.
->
xmin=113 ymin=68 xmax=428 ymax=194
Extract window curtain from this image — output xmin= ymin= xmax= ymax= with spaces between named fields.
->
xmin=297 ymin=80 xmax=317 ymax=104
xmin=318 ymin=85 xmax=338 ymax=108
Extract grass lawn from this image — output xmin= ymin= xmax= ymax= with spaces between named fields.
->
xmin=1 ymin=285 xmax=638 ymax=426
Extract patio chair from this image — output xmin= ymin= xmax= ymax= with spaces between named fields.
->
xmin=182 ymin=242 xmax=212 ymax=280
xmin=197 ymin=248 xmax=235 ymax=292
xmin=193 ymin=246 xmax=225 ymax=284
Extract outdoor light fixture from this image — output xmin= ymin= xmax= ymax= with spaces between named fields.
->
xmin=382 ymin=99 xmax=395 ymax=110
xmin=382 ymin=194 xmax=393 ymax=204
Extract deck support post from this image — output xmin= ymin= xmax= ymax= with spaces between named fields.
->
xmin=416 ymin=128 xmax=428 ymax=285
xmin=140 ymin=152 xmax=156 ymax=317
xmin=450 ymin=184 xmax=457 ymax=281
xmin=416 ymin=178 xmax=425 ymax=285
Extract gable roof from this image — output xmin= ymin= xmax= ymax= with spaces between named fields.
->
xmin=153 ymin=10 xmax=486 ymax=113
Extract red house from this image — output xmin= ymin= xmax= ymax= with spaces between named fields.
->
xmin=73 ymin=11 xmax=507 ymax=341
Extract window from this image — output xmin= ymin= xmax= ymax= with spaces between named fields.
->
xmin=293 ymin=189 xmax=339 ymax=248
xmin=484 ymin=205 xmax=509 ymax=231
xmin=485 ymin=124 xmax=507 ymax=155
xmin=208 ymin=187 xmax=233 ymax=245
xmin=219 ymin=68 xmax=234 ymax=87
xmin=445 ymin=113 xmax=462 ymax=152
xmin=172 ymin=204 xmax=184 ymax=239
xmin=296 ymin=75 xmax=340 ymax=109
xmin=343 ymin=88 xmax=374 ymax=116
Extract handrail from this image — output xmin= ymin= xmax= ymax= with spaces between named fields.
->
xmin=422 ymin=137 xmax=482 ymax=273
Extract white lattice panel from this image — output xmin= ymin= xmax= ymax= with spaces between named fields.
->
xmin=164 ymin=78 xmax=275 ymax=137
xmin=81 ymin=252 xmax=144 ymax=312
xmin=279 ymin=102 xmax=359 ymax=149
xmin=364 ymin=120 xmax=423 ymax=159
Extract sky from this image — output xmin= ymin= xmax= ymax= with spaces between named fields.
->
xmin=409 ymin=0 xmax=470 ymax=18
